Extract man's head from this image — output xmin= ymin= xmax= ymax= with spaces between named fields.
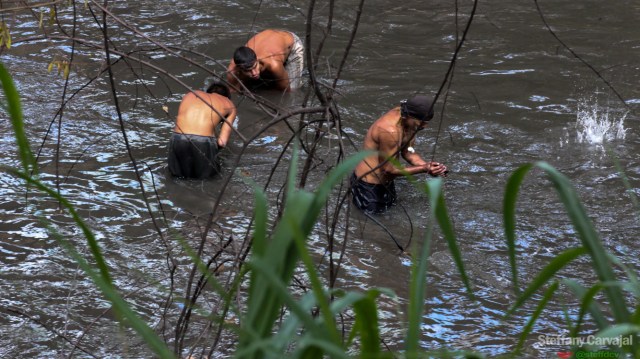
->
xmin=206 ymin=80 xmax=231 ymax=98
xmin=233 ymin=46 xmax=260 ymax=79
xmin=400 ymin=95 xmax=434 ymax=123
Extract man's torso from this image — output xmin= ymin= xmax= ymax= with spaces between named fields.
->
xmin=174 ymin=91 xmax=231 ymax=137
xmin=354 ymin=108 xmax=404 ymax=184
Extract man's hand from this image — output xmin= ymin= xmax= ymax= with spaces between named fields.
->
xmin=426 ymin=162 xmax=448 ymax=177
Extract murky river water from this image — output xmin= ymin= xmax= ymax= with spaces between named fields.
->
xmin=1 ymin=0 xmax=639 ymax=358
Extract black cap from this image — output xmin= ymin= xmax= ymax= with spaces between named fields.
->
xmin=401 ymin=95 xmax=434 ymax=122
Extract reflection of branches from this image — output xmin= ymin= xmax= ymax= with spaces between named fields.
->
xmin=0 ymin=1 xmax=63 ymax=13
xmin=533 ymin=0 xmax=629 ymax=109
xmin=2 ymin=306 xmax=98 ymax=358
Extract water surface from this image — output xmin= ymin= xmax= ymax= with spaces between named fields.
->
xmin=1 ymin=0 xmax=639 ymax=357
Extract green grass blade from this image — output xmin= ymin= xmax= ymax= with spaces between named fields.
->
xmin=536 ymin=161 xmax=630 ymax=324
xmin=503 ymin=163 xmax=534 ymax=295
xmin=431 ymin=180 xmax=474 ymax=300
xmin=9 ymin=169 xmax=173 ymax=358
xmin=405 ymin=178 xmax=440 ymax=357
xmin=240 ymin=192 xmax=314 ymax=351
xmin=287 ymin=212 xmax=340 ymax=345
xmin=607 ymin=253 xmax=640 ymax=298
xmin=244 ymin=256 xmax=321 ymax=331
xmin=3 ymin=61 xmax=173 ymax=358
xmin=272 ymin=291 xmax=318 ymax=348
xmin=0 ymin=62 xmax=36 ymax=174
xmin=293 ymin=338 xmax=350 ymax=359
xmin=10 ymin=169 xmax=114 ymax=284
xmin=330 ymin=288 xmax=395 ymax=314
xmin=595 ymin=324 xmax=640 ymax=351
xmin=283 ymin=151 xmax=372 ymax=350
xmin=608 ymin=147 xmax=640 ymax=218
xmin=311 ymin=151 xmax=372 ymax=211
xmin=563 ymin=279 xmax=609 ymax=335
xmin=514 ymin=281 xmax=559 ymax=355
xmin=352 ymin=291 xmax=382 ymax=358
xmin=240 ymin=149 xmax=368 ymax=358
xmin=251 ymin=184 xmax=269 ymax=257
xmin=506 ymin=246 xmax=586 ymax=317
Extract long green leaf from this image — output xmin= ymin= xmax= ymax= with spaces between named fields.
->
xmin=287 ymin=212 xmax=340 ymax=345
xmin=514 ymin=281 xmax=559 ymax=355
xmin=240 ymin=188 xmax=314 ymax=358
xmin=251 ymin=182 xmax=269 ymax=257
xmin=352 ymin=292 xmax=382 ymax=358
xmin=595 ymin=324 xmax=640 ymax=352
xmin=405 ymin=178 xmax=440 ymax=358
xmin=608 ymin=147 xmax=640 ymax=218
xmin=312 ymin=151 xmax=372 ymax=206
xmin=330 ymin=288 xmax=396 ymax=314
xmin=536 ymin=161 xmax=630 ymax=324
xmin=431 ymin=180 xmax=474 ymax=299
xmin=239 ymin=144 xmax=368 ymax=358
xmin=10 ymin=170 xmax=173 ymax=358
xmin=292 ymin=338 xmax=350 ymax=359
xmin=506 ymin=246 xmax=586 ymax=317
xmin=503 ymin=163 xmax=534 ymax=295
xmin=563 ymin=279 xmax=609 ymax=335
xmin=2 ymin=61 xmax=172 ymax=358
xmin=0 ymin=62 xmax=35 ymax=174
xmin=272 ymin=291 xmax=318 ymax=349
xmin=607 ymin=253 xmax=640 ymax=298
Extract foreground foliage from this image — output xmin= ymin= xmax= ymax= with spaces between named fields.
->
xmin=3 ymin=61 xmax=639 ymax=358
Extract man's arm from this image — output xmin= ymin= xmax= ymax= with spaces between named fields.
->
xmin=217 ymin=105 xmax=237 ymax=148
xmin=401 ymin=137 xmax=448 ymax=177
xmin=376 ymin=130 xmax=447 ymax=177
xmin=264 ymin=60 xmax=291 ymax=92
xmin=402 ymin=137 xmax=428 ymax=166
xmin=226 ymin=63 xmax=241 ymax=92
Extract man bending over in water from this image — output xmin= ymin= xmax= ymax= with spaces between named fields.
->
xmin=351 ymin=95 xmax=448 ymax=214
xmin=167 ymin=81 xmax=237 ymax=179
xmin=227 ymin=29 xmax=304 ymax=92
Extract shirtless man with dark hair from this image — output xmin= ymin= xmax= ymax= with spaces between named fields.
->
xmin=227 ymin=29 xmax=304 ymax=92
xmin=351 ymin=95 xmax=448 ymax=214
xmin=167 ymin=82 xmax=237 ymax=179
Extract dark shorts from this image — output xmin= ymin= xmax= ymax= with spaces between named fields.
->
xmin=350 ymin=173 xmax=397 ymax=214
xmin=168 ymin=133 xmax=220 ymax=179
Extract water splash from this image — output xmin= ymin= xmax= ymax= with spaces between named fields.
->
xmin=575 ymin=97 xmax=627 ymax=144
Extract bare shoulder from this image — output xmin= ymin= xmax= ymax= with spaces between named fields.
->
xmin=180 ymin=90 xmax=201 ymax=104
xmin=219 ymin=95 xmax=236 ymax=110
xmin=376 ymin=108 xmax=400 ymax=132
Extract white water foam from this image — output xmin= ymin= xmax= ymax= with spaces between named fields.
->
xmin=575 ymin=96 xmax=627 ymax=145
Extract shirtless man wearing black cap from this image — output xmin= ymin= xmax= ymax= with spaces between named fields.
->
xmin=351 ymin=95 xmax=448 ymax=214
xmin=226 ymin=29 xmax=304 ymax=92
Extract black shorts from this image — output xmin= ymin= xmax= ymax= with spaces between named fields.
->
xmin=350 ymin=173 xmax=397 ymax=214
xmin=167 ymin=133 xmax=220 ymax=179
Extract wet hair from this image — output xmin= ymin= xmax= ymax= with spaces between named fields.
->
xmin=400 ymin=95 xmax=434 ymax=122
xmin=205 ymin=80 xmax=231 ymax=98
xmin=233 ymin=46 xmax=258 ymax=70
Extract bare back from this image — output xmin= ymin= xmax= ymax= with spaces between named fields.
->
xmin=174 ymin=91 xmax=236 ymax=147
xmin=246 ymin=29 xmax=293 ymax=66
